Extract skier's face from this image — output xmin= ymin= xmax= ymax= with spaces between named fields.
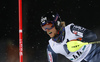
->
xmin=46 ymin=26 xmax=57 ymax=38
xmin=41 ymin=22 xmax=57 ymax=37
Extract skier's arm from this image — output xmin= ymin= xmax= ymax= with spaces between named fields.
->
xmin=70 ymin=24 xmax=97 ymax=42
xmin=47 ymin=45 xmax=58 ymax=62
xmin=82 ymin=29 xmax=97 ymax=42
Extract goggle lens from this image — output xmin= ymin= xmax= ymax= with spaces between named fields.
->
xmin=42 ymin=22 xmax=54 ymax=31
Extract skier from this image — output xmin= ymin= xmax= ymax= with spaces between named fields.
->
xmin=40 ymin=11 xmax=100 ymax=62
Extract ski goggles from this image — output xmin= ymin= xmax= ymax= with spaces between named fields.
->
xmin=41 ymin=22 xmax=54 ymax=31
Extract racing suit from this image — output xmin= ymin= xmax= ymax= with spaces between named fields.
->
xmin=47 ymin=23 xmax=100 ymax=62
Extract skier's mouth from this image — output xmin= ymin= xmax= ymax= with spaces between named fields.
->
xmin=49 ymin=32 xmax=52 ymax=34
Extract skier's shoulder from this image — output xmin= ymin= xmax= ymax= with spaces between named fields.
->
xmin=64 ymin=23 xmax=74 ymax=31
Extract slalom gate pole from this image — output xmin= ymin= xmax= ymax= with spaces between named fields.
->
xmin=19 ymin=0 xmax=23 ymax=62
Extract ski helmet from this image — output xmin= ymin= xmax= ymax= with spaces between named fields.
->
xmin=40 ymin=11 xmax=62 ymax=31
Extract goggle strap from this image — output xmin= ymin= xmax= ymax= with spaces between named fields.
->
xmin=54 ymin=14 xmax=59 ymax=22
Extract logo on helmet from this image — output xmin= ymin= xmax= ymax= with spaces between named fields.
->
xmin=57 ymin=21 xmax=60 ymax=26
xmin=41 ymin=17 xmax=47 ymax=23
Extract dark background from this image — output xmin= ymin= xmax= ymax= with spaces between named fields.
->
xmin=0 ymin=0 xmax=100 ymax=62
xmin=0 ymin=0 xmax=19 ymax=62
